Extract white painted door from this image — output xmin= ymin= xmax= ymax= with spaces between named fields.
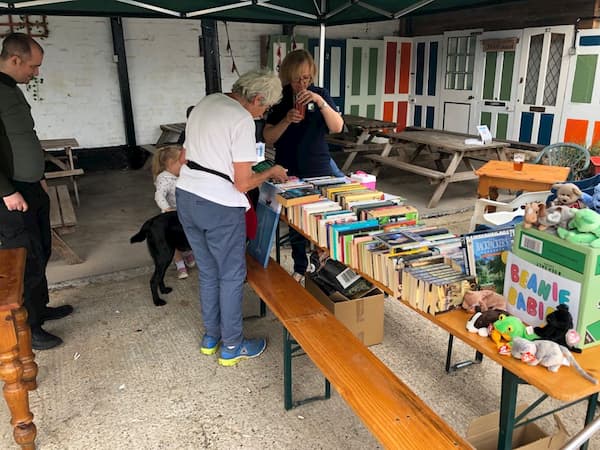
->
xmin=514 ymin=25 xmax=574 ymax=145
xmin=408 ymin=35 xmax=442 ymax=129
xmin=440 ymin=30 xmax=482 ymax=134
xmin=559 ymin=28 xmax=600 ymax=147
xmin=267 ymin=35 xmax=308 ymax=73
xmin=344 ymin=39 xmax=384 ymax=118
xmin=381 ymin=37 xmax=412 ymax=130
xmin=473 ymin=29 xmax=523 ymax=140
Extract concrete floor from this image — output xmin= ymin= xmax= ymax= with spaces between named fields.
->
xmin=1 ymin=160 xmax=598 ymax=449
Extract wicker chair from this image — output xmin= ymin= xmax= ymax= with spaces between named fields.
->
xmin=532 ymin=142 xmax=590 ymax=181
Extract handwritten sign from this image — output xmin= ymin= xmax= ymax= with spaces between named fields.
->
xmin=503 ymin=252 xmax=581 ymax=327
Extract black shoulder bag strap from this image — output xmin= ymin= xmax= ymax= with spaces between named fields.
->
xmin=187 ymin=160 xmax=233 ymax=184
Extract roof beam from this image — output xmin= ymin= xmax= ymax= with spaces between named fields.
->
xmin=258 ymin=2 xmax=318 ymax=20
xmin=355 ymin=1 xmax=393 ymax=19
xmin=393 ymin=0 xmax=435 ymax=19
xmin=324 ymin=1 xmax=353 ymax=20
xmin=11 ymin=0 xmax=74 ymax=7
xmin=186 ymin=1 xmax=253 ymax=18
xmin=115 ymin=0 xmax=181 ymax=17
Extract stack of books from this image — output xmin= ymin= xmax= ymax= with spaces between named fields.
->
xmin=401 ymin=255 xmax=475 ymax=315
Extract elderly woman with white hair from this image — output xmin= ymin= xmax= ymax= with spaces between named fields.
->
xmin=176 ymin=69 xmax=288 ymax=366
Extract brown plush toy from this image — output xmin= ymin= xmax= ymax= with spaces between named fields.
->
xmin=462 ymin=289 xmax=507 ymax=313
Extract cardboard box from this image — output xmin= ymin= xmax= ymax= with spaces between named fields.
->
xmin=508 ymin=224 xmax=600 ymax=349
xmin=305 ymin=275 xmax=384 ymax=346
xmin=466 ymin=405 xmax=568 ymax=450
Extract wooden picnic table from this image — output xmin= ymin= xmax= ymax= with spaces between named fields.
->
xmin=364 ymin=130 xmax=510 ymax=208
xmin=41 ymin=138 xmax=83 ymax=206
xmin=157 ymin=123 xmax=185 ymax=144
xmin=326 ymin=115 xmax=397 ymax=172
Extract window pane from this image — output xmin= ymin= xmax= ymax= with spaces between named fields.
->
xmin=524 ymin=34 xmax=543 ymax=105
xmin=543 ymin=33 xmax=565 ymax=106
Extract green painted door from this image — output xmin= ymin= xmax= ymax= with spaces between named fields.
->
xmin=474 ymin=30 xmax=523 ymax=140
xmin=344 ymin=39 xmax=384 ymax=118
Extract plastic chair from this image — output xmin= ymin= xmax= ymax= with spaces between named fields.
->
xmin=532 ymin=142 xmax=590 ymax=181
xmin=469 ymin=190 xmax=552 ymax=232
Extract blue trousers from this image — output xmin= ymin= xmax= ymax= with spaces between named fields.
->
xmin=176 ymin=188 xmax=246 ymax=348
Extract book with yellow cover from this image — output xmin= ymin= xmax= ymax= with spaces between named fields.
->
xmin=322 ymin=182 xmax=364 ymax=201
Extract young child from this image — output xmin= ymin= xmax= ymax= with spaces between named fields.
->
xmin=152 ymin=144 xmax=195 ymax=279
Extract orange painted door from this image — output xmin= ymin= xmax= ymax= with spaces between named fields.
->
xmin=560 ymin=28 xmax=600 ymax=147
xmin=381 ymin=37 xmax=412 ymax=131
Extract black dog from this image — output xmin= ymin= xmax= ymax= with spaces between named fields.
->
xmin=130 ymin=211 xmax=192 ymax=306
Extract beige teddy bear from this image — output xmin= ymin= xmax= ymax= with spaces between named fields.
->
xmin=552 ymin=182 xmax=586 ymax=209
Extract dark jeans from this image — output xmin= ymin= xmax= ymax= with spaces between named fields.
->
xmin=0 ymin=181 xmax=51 ymax=327
xmin=289 ymin=227 xmax=308 ymax=274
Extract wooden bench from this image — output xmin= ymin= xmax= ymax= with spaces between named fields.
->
xmin=365 ymin=154 xmax=447 ymax=180
xmin=326 ymin=134 xmax=387 ymax=172
xmin=48 ymin=184 xmax=83 ymax=264
xmin=245 ymin=255 xmax=471 ymax=449
xmin=41 ymin=138 xmax=83 ymax=206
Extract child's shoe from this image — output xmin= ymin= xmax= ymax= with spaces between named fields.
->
xmin=177 ymin=267 xmax=189 ymax=279
xmin=183 ymin=251 xmax=196 ymax=268
xmin=218 ymin=338 xmax=267 ymax=366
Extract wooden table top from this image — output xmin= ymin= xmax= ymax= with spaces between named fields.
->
xmin=384 ymin=130 xmax=509 ymax=152
xmin=40 ymin=138 xmax=79 ymax=151
xmin=342 ymin=115 xmax=397 ymax=131
xmin=431 ymin=308 xmax=600 ymax=402
xmin=475 ymin=160 xmax=570 ymax=183
xmin=160 ymin=122 xmax=185 ymax=133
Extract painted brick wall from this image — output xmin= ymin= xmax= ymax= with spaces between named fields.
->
xmin=11 ymin=16 xmax=396 ymax=148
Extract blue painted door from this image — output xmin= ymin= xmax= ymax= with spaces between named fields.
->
xmin=309 ymin=39 xmax=346 ymax=113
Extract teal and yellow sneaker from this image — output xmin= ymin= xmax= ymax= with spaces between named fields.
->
xmin=200 ymin=334 xmax=221 ymax=355
xmin=218 ymin=338 xmax=267 ymax=366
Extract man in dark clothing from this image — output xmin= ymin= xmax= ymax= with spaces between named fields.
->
xmin=0 ymin=33 xmax=73 ymax=350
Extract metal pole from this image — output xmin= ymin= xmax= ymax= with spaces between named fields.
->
xmin=201 ymin=19 xmax=222 ymax=94
xmin=561 ymin=414 xmax=600 ymax=450
xmin=318 ymin=23 xmax=325 ymax=86
xmin=110 ymin=17 xmax=136 ymax=148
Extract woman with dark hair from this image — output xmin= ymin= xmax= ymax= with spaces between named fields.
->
xmin=263 ymin=49 xmax=344 ymax=282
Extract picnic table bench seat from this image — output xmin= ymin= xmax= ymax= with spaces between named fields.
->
xmin=245 ymin=255 xmax=470 ymax=449
xmin=48 ymin=184 xmax=82 ymax=264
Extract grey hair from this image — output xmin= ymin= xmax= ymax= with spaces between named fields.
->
xmin=232 ymin=69 xmax=282 ymax=107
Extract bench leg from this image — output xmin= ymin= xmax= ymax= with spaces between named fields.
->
xmin=51 ymin=230 xmax=83 ymax=265
xmin=283 ymin=327 xmax=331 ymax=410
xmin=445 ymin=334 xmax=483 ymax=373
xmin=283 ymin=327 xmax=293 ymax=410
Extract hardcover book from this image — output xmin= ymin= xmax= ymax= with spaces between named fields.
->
xmin=464 ymin=227 xmax=514 ymax=293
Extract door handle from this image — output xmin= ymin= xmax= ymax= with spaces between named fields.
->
xmin=468 ymin=95 xmax=474 ymax=100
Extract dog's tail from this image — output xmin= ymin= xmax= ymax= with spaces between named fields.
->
xmin=130 ymin=221 xmax=151 ymax=244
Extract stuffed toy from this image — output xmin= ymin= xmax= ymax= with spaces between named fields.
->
xmin=537 ymin=205 xmax=575 ymax=233
xmin=522 ymin=202 xmax=544 ymax=229
xmin=582 ymin=183 xmax=600 ymax=213
xmin=510 ymin=337 xmax=597 ymax=384
xmin=461 ymin=289 xmax=507 ymax=313
xmin=556 ymin=208 xmax=600 ymax=247
xmin=533 ymin=303 xmax=582 ymax=353
xmin=466 ymin=308 xmax=508 ymax=337
xmin=491 ymin=314 xmax=538 ymax=355
xmin=551 ymin=182 xmax=586 ymax=209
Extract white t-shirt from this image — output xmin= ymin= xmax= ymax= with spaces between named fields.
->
xmin=177 ymin=93 xmax=257 ymax=209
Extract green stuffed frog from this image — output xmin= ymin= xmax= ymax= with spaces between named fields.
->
xmin=557 ymin=208 xmax=600 ymax=248
xmin=491 ymin=314 xmax=538 ymax=355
